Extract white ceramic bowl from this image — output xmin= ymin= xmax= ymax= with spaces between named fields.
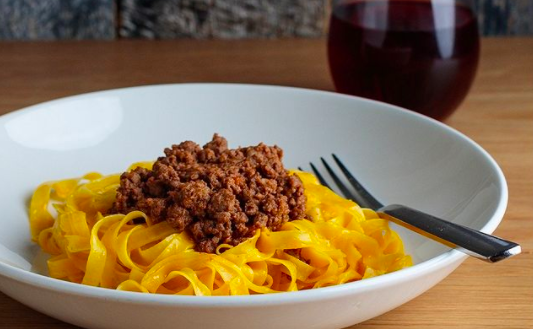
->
xmin=0 ymin=84 xmax=507 ymax=329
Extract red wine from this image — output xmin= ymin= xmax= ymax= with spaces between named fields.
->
xmin=328 ymin=0 xmax=480 ymax=120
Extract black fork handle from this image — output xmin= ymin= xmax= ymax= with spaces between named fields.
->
xmin=379 ymin=204 xmax=521 ymax=263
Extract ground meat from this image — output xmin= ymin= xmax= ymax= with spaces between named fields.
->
xmin=112 ymin=134 xmax=306 ymax=253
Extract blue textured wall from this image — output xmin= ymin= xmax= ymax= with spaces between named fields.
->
xmin=0 ymin=0 xmax=115 ymax=40
xmin=0 ymin=0 xmax=532 ymax=40
xmin=475 ymin=0 xmax=533 ymax=35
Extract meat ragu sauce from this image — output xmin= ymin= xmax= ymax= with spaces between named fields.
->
xmin=111 ymin=134 xmax=306 ymax=253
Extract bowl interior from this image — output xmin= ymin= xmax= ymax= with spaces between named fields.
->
xmin=0 ymin=84 xmax=506 ymax=277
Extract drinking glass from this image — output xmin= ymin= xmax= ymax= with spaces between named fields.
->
xmin=327 ymin=0 xmax=480 ymax=120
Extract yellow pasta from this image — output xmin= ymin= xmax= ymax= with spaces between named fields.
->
xmin=29 ymin=165 xmax=411 ymax=295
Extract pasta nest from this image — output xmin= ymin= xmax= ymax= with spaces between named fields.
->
xmin=30 ymin=162 xmax=411 ymax=295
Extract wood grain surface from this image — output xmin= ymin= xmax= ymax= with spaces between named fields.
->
xmin=0 ymin=38 xmax=532 ymax=329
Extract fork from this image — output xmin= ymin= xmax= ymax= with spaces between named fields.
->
xmin=304 ymin=154 xmax=521 ymax=263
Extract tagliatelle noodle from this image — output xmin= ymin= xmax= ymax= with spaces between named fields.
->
xmin=29 ymin=163 xmax=412 ymax=295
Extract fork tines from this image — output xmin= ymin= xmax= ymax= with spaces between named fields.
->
xmin=307 ymin=155 xmax=383 ymax=210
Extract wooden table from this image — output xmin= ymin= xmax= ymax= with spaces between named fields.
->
xmin=0 ymin=38 xmax=532 ymax=329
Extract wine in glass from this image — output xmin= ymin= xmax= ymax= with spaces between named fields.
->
xmin=328 ymin=0 xmax=480 ymax=120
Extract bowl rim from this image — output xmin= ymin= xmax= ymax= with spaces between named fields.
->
xmin=0 ymin=83 xmax=508 ymax=307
